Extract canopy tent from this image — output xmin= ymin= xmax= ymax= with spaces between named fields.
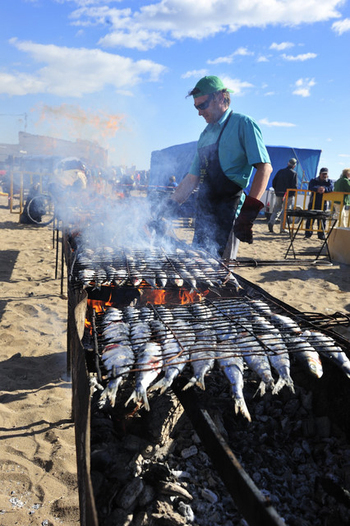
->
xmin=263 ymin=146 xmax=322 ymax=192
xmin=149 ymin=142 xmax=322 ymax=191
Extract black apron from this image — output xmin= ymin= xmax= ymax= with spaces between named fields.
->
xmin=193 ymin=111 xmax=243 ymax=256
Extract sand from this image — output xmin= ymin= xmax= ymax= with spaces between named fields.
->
xmin=0 ymin=196 xmax=79 ymax=525
xmin=232 ymin=217 xmax=350 ymax=321
xmin=0 ymin=195 xmax=349 ymax=526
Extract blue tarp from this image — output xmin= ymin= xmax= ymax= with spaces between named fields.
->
xmin=264 ymin=146 xmax=322 ymax=191
xmin=149 ymin=142 xmax=322 ymax=191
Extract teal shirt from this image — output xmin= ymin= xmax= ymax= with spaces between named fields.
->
xmin=189 ymin=109 xmax=270 ymax=190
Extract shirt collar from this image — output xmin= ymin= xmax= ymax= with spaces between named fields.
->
xmin=206 ymin=108 xmax=231 ymax=131
xmin=218 ymin=108 xmax=231 ymax=125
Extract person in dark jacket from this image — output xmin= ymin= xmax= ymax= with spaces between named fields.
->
xmin=268 ymin=158 xmax=297 ymax=233
xmin=20 ymin=183 xmax=43 ymax=224
xmin=305 ymin=167 xmax=334 ymax=239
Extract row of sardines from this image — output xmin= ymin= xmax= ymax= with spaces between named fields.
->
xmin=73 ymin=244 xmax=240 ymax=291
xmin=91 ymin=297 xmax=350 ymax=422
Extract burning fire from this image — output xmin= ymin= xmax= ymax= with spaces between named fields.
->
xmin=85 ymin=298 xmax=114 ymax=331
xmin=85 ymin=287 xmax=209 ymax=330
xmin=140 ymin=288 xmax=208 ymax=305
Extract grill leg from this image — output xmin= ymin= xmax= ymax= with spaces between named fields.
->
xmin=60 ymin=225 xmax=65 ymax=296
xmin=314 ymin=219 xmax=337 ymax=263
xmin=55 ymin=225 xmax=59 ymax=279
xmin=284 ymin=220 xmax=303 ymax=259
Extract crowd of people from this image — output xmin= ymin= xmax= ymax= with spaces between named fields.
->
xmin=156 ymin=74 xmax=350 ymax=259
xmin=266 ymin=162 xmax=350 ymax=240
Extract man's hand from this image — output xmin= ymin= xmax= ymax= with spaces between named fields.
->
xmin=233 ymin=195 xmax=264 ymax=244
xmin=147 ymin=197 xmax=181 ymax=238
xmin=157 ymin=197 xmax=181 ymax=220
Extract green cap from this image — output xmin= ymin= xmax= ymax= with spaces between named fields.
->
xmin=190 ymin=76 xmax=234 ymax=99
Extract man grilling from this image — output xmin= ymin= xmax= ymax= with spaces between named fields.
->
xmin=160 ymin=75 xmax=272 ymax=257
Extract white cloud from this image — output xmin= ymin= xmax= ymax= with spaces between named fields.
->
xmin=221 ymin=77 xmax=254 ymax=96
xmin=100 ymin=28 xmax=173 ymax=51
xmin=281 ymin=52 xmax=317 ymax=61
xmin=234 ymin=47 xmax=253 ymax=56
xmin=181 ymin=69 xmax=208 ymax=79
xmin=332 ymin=17 xmax=350 ymax=34
xmin=293 ymin=78 xmax=316 ymax=97
xmin=207 ymin=55 xmax=234 ymax=65
xmin=0 ymin=72 xmax=46 ymax=96
xmin=207 ymin=47 xmax=254 ymax=65
xmin=259 ymin=118 xmax=296 ymax=127
xmin=1 ymin=38 xmax=166 ymax=97
xmin=270 ymin=42 xmax=294 ymax=51
xmin=69 ymin=1 xmax=344 ymax=51
xmin=257 ymin=56 xmax=269 ymax=62
xmin=56 ymin=0 xmax=117 ymax=5
xmin=339 ymin=153 xmax=350 ymax=157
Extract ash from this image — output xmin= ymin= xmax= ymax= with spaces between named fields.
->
xmin=89 ymin=366 xmax=350 ymax=526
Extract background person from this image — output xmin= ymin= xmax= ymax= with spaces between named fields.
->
xmin=49 ymin=158 xmax=88 ymax=221
xmin=20 ymin=183 xmax=43 ymax=224
xmin=168 ymin=175 xmax=178 ymax=189
xmin=305 ymin=167 xmax=333 ymax=240
xmin=50 ymin=158 xmax=88 ymax=202
xmin=268 ymin=158 xmax=298 ymax=233
xmin=161 ymin=75 xmax=272 ymax=257
xmin=334 ymin=168 xmax=350 ymax=227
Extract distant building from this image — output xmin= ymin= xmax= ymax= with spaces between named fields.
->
xmin=0 ymin=131 xmax=108 ymax=169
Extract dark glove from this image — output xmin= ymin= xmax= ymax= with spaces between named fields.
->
xmin=157 ymin=197 xmax=181 ymax=220
xmin=148 ymin=198 xmax=181 ymax=238
xmin=233 ymin=195 xmax=264 ymax=244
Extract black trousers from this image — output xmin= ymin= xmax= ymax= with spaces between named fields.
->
xmin=305 ymin=202 xmax=326 ymax=237
xmin=193 ymin=195 xmax=241 ymax=256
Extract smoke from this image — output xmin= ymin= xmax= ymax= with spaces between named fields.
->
xmin=32 ymin=103 xmax=126 ymax=146
xmin=52 ymin=181 xmax=180 ymax=256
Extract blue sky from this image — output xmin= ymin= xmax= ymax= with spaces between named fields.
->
xmin=1 ymin=0 xmax=350 ymax=177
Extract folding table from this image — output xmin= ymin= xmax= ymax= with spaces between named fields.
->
xmin=284 ymin=209 xmax=337 ymax=262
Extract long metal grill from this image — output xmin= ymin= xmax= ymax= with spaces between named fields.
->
xmin=70 ymin=244 xmax=240 ymax=292
xmin=66 ymin=224 xmax=350 ymax=421
xmin=67 ymin=229 xmax=350 ymax=526
xmin=85 ymin=291 xmax=350 ymax=421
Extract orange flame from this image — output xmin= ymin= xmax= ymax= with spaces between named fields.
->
xmin=140 ymin=288 xmax=208 ymax=305
xmin=84 ymin=287 xmax=209 ymax=331
xmin=85 ymin=297 xmax=114 ymax=331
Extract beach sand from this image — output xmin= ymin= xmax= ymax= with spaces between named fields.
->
xmin=0 ymin=196 xmax=79 ymax=525
xmin=232 ymin=217 xmax=350 ymax=328
xmin=0 ymin=196 xmax=349 ymax=525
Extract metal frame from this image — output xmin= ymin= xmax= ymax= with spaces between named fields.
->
xmin=284 ymin=209 xmax=337 ymax=262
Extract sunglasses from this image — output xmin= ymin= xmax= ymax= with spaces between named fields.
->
xmin=194 ymin=93 xmax=214 ymax=111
